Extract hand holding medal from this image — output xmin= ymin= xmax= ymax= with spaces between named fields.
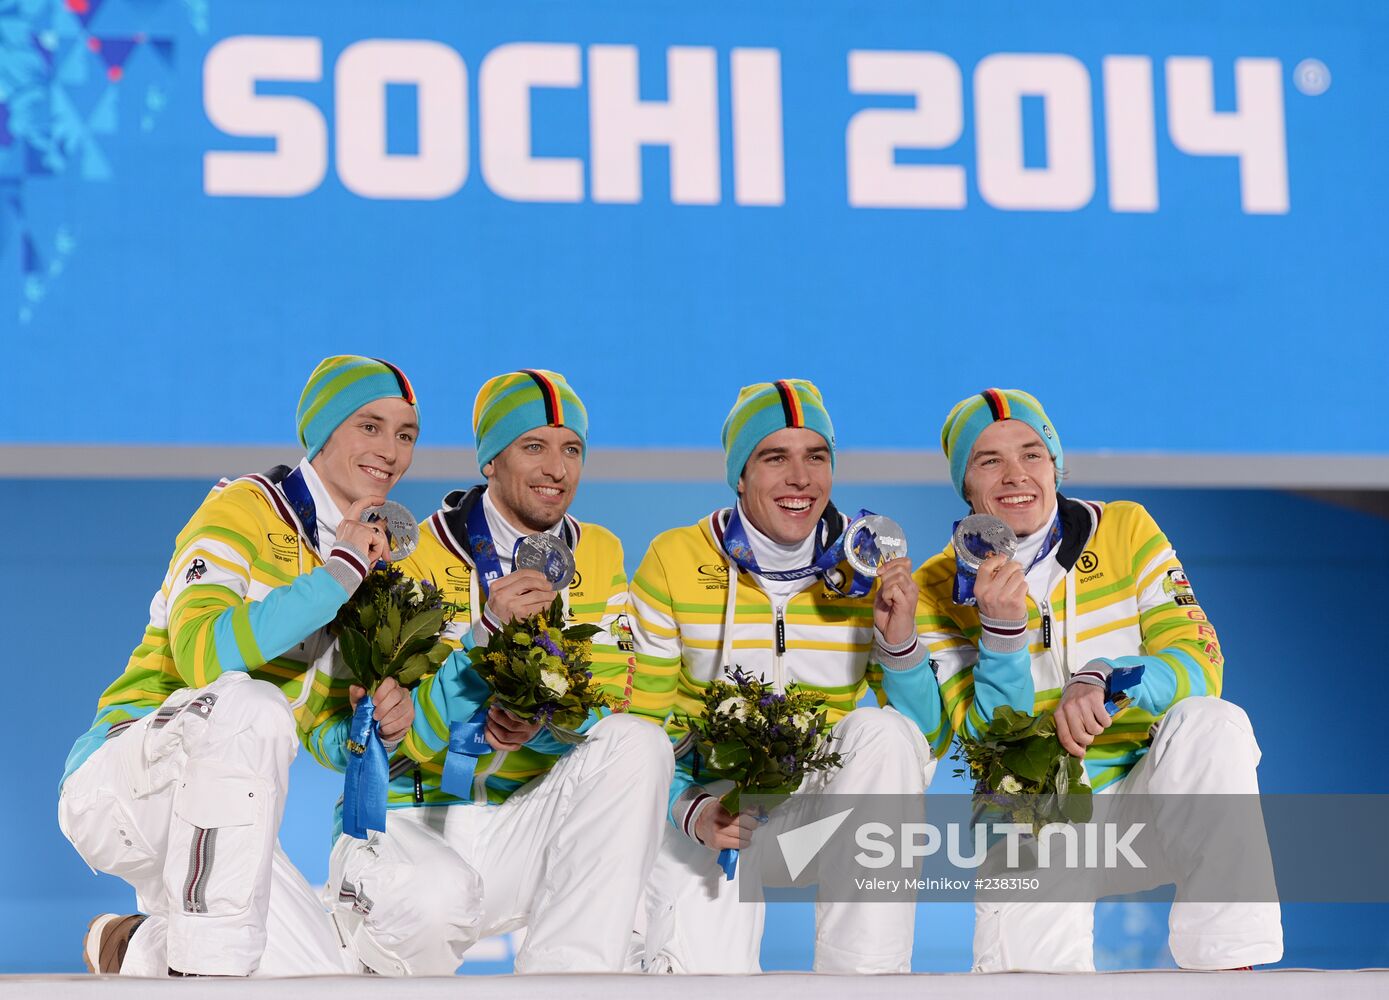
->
xmin=480 ymin=533 xmax=576 ymax=625
xmin=952 ymin=514 xmax=1026 ymax=617
xmin=358 ymin=500 xmax=420 ymax=563
xmin=514 ymin=533 xmax=577 ymax=590
xmin=952 ymin=514 xmax=1018 ymax=573
xmin=845 ymin=514 xmax=918 ymax=647
xmin=843 ymin=514 xmax=910 ymax=577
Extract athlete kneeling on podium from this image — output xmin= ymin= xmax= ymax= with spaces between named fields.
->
xmin=920 ymin=388 xmax=1284 ymax=972
xmin=315 ymin=369 xmax=671 ymax=975
xmin=59 ymin=356 xmax=420 ymax=976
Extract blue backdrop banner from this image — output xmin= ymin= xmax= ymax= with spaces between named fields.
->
xmin=1 ymin=0 xmax=1384 ymax=454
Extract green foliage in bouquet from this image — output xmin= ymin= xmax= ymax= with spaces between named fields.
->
xmin=684 ymin=668 xmax=844 ymax=815
xmin=330 ymin=566 xmax=456 ymax=692
xmin=466 ymin=594 xmax=610 ymax=744
xmin=952 ymin=704 xmax=1092 ymax=833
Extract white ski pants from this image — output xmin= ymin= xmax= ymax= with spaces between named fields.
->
xmin=59 ymin=672 xmax=348 ymax=976
xmin=972 ymin=696 xmax=1284 ymax=971
xmin=642 ymin=706 xmax=937 ymax=974
xmin=327 ymin=713 xmax=672 ymax=975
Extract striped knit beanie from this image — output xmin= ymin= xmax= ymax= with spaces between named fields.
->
xmin=721 ymin=379 xmax=836 ymax=491
xmin=473 ymin=369 xmax=589 ymax=471
xmin=296 ymin=356 xmax=418 ymax=460
xmin=940 ymin=388 xmax=1062 ymax=501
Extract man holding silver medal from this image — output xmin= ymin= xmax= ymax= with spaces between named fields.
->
xmin=317 ymin=368 xmax=671 ymax=975
xmin=58 ymin=355 xmax=421 ymax=976
xmin=918 ymin=388 xmax=1282 ymax=972
xmin=630 ymin=379 xmax=948 ymax=973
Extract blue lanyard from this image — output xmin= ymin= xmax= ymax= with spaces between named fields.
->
xmin=464 ymin=493 xmax=506 ymax=597
xmin=721 ymin=505 xmax=874 ymax=598
xmin=463 ymin=491 xmax=571 ymax=598
xmin=279 ymin=466 xmax=320 ymax=551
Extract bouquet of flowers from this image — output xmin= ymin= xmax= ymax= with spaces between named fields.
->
xmin=685 ymin=667 xmax=844 ymax=816
xmin=466 ymin=594 xmax=611 ymax=745
xmin=330 ymin=566 xmax=456 ymax=693
xmin=329 ymin=566 xmax=456 ymax=838
xmin=951 ymin=704 xmax=1092 ymax=834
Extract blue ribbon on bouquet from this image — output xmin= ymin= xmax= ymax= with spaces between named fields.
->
xmin=342 ymin=694 xmax=389 ymax=840
xmin=442 ymin=707 xmax=492 ymax=801
xmin=1103 ymin=663 xmax=1145 ymax=715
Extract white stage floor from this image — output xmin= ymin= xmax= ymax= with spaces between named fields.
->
xmin=1 ymin=971 xmax=1385 ymax=999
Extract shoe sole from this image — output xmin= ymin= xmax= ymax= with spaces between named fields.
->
xmin=83 ymin=913 xmax=122 ymax=974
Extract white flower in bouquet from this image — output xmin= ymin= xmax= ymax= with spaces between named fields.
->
xmin=540 ymin=668 xmax=570 ymax=697
xmin=409 ymin=578 xmax=425 ymax=603
xmin=715 ymin=695 xmax=749 ymax=722
xmin=999 ymin=774 xmax=1023 ymax=794
xmin=791 ymin=711 xmax=815 ymax=733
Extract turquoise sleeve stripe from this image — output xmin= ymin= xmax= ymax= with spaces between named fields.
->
xmin=62 ymin=723 xmax=111 ymax=788
xmin=223 ymin=565 xmax=349 ymax=667
xmin=415 ymin=650 xmax=490 ymax=753
xmin=310 ymin=715 xmax=350 ymax=773
xmin=880 ymin=661 xmax=948 ymax=755
xmin=211 ymin=608 xmax=249 ymax=674
xmin=412 ymin=673 xmax=449 ymax=753
xmin=963 ymin=645 xmax=1034 ymax=740
xmin=1117 ymin=649 xmax=1205 ymax=716
xmin=230 ymin=605 xmax=264 ymax=668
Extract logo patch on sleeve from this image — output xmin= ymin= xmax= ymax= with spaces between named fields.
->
xmin=1162 ymin=568 xmax=1196 ymax=603
xmin=185 ymin=558 xmax=208 ymax=583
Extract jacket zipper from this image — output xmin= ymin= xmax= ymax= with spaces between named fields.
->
xmin=773 ymin=601 xmax=787 ymax=693
xmin=1037 ymin=595 xmax=1068 ymax=685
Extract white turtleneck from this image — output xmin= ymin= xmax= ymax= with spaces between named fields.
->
xmin=1011 ymin=502 xmax=1059 ymax=582
xmin=738 ymin=500 xmax=819 ymax=598
xmin=298 ymin=458 xmax=346 ymax=560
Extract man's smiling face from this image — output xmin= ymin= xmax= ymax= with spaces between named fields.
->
xmin=311 ymin=397 xmax=417 ymax=511
xmin=963 ymin=419 xmax=1057 ymax=536
xmin=484 ymin=425 xmax=584 ymax=532
xmin=737 ymin=427 xmax=833 ymax=544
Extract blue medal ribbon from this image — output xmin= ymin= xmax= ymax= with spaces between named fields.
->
xmin=952 ymin=512 xmax=1062 ymax=606
xmin=342 ymin=694 xmax=389 ymax=840
xmin=464 ymin=495 xmax=506 ymax=597
xmin=721 ymin=505 xmax=875 ymax=598
xmin=718 ymin=847 xmax=739 ymax=880
xmin=442 ymin=707 xmax=493 ymax=801
xmin=279 ymin=466 xmax=320 ymax=551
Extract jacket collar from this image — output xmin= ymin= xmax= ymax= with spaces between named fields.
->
xmin=1054 ymin=493 xmax=1104 ymax=572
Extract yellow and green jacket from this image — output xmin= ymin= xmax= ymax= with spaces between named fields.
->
xmin=630 ymin=506 xmax=946 ymax=834
xmin=308 ymin=486 xmax=635 ymax=807
xmin=63 ymin=465 xmax=373 ymax=786
xmin=918 ymin=496 xmax=1224 ymax=791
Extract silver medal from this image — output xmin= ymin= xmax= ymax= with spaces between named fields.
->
xmin=843 ymin=514 xmax=909 ymax=577
xmin=515 ymin=533 xmax=576 ymax=590
xmin=952 ymin=514 xmax=1017 ymax=573
xmin=361 ymin=500 xmax=419 ymax=562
